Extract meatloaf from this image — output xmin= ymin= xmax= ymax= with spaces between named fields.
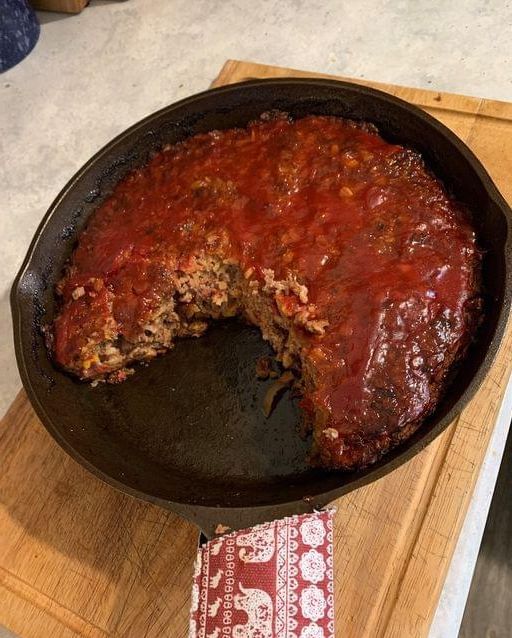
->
xmin=50 ymin=113 xmax=482 ymax=469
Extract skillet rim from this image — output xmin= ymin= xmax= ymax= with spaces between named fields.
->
xmin=10 ymin=77 xmax=512 ymax=533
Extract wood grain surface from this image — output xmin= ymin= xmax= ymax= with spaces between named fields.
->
xmin=30 ymin=0 xmax=88 ymax=14
xmin=1 ymin=60 xmax=512 ymax=638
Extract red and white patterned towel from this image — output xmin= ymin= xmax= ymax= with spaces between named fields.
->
xmin=189 ymin=510 xmax=335 ymax=638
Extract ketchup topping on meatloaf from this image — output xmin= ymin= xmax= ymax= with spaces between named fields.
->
xmin=52 ymin=114 xmax=481 ymax=469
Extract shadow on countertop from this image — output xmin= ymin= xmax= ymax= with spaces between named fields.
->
xmin=460 ymin=423 xmax=512 ymax=637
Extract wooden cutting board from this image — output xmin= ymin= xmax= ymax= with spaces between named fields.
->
xmin=1 ymin=60 xmax=512 ymax=638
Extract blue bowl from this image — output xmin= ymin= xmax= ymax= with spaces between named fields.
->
xmin=0 ymin=0 xmax=40 ymax=72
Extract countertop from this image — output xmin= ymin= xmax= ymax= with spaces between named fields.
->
xmin=1 ymin=1 xmax=511 ymax=636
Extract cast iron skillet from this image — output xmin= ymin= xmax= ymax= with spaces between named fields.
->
xmin=11 ymin=79 xmax=512 ymax=538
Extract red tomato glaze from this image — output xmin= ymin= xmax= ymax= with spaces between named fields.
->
xmin=54 ymin=115 xmax=481 ymax=467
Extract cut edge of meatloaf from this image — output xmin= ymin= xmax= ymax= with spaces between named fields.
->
xmin=51 ymin=251 xmax=329 ymax=396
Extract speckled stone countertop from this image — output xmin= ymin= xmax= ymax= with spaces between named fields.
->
xmin=1 ymin=1 xmax=511 ymax=636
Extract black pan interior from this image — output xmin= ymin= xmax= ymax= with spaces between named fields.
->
xmin=11 ymin=79 xmax=512 ymax=530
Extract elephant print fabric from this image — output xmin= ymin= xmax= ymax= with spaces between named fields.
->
xmin=189 ymin=511 xmax=334 ymax=638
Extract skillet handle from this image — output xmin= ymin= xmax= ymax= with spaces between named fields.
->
xmin=166 ymin=497 xmax=330 ymax=540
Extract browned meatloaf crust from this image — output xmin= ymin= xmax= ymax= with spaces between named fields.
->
xmin=50 ymin=114 xmax=482 ymax=470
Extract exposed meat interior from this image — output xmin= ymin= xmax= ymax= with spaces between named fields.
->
xmin=51 ymin=113 xmax=482 ymax=469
